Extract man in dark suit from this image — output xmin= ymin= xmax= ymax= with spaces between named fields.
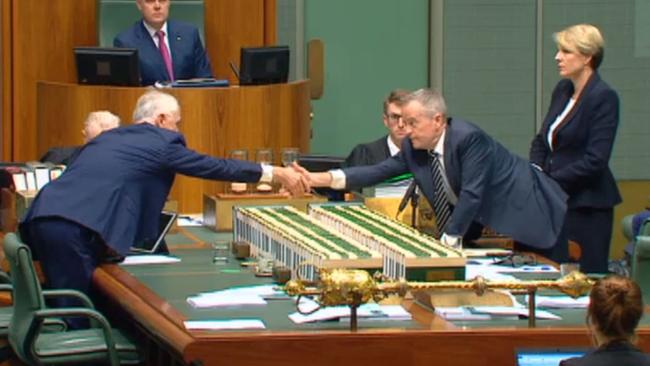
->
xmin=19 ymin=90 xmax=307 ymax=325
xmin=113 ymin=0 xmax=212 ymax=86
xmin=40 ymin=111 xmax=121 ymax=165
xmin=299 ymin=89 xmax=568 ymax=259
xmin=344 ymin=89 xmax=410 ymax=167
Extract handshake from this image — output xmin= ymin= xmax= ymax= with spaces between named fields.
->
xmin=271 ymin=162 xmax=334 ymax=197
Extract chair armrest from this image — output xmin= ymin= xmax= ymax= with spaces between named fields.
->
xmin=33 ymin=308 xmax=120 ymax=366
xmin=42 ymin=289 xmax=95 ymax=309
xmin=0 ymin=271 xmax=11 ymax=284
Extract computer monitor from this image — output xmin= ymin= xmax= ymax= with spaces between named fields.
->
xmin=297 ymin=154 xmax=345 ymax=172
xmin=239 ymin=45 xmax=289 ymax=85
xmin=74 ymin=47 xmax=140 ymax=86
xmin=515 ymin=347 xmax=589 ymax=366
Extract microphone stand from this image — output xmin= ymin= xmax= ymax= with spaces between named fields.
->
xmin=410 ymin=187 xmax=419 ymax=228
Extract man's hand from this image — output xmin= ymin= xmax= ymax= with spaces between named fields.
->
xmin=290 ymin=162 xmax=333 ymax=187
xmin=272 ymin=166 xmax=310 ymax=196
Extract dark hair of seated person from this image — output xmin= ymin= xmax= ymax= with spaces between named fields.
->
xmin=588 ymin=275 xmax=643 ymax=346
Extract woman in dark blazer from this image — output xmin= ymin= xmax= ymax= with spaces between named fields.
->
xmin=530 ymin=24 xmax=621 ymax=273
xmin=561 ymin=275 xmax=650 ymax=366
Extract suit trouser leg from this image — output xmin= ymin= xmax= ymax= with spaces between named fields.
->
xmin=25 ymin=217 xmax=104 ymax=328
xmin=513 ymin=219 xmax=568 ymax=264
xmin=566 ymin=207 xmax=614 ymax=274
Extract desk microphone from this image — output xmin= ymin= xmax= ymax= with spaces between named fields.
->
xmin=396 ymin=180 xmax=418 ymax=219
xmin=229 ymin=61 xmax=241 ymax=81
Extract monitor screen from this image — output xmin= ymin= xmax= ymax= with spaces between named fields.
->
xmin=239 ymin=45 xmax=289 ymax=85
xmin=74 ymin=47 xmax=140 ymax=86
xmin=298 ymin=154 xmax=345 ymax=172
xmin=515 ymin=348 xmax=589 ymax=366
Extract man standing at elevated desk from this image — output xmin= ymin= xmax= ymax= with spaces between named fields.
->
xmin=298 ymin=89 xmax=569 ymax=261
xmin=19 ymin=90 xmax=308 ymax=327
xmin=114 ymin=0 xmax=213 ymax=86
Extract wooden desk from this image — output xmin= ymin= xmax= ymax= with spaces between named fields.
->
xmin=36 ymin=81 xmax=311 ymax=213
xmin=92 ymin=248 xmax=650 ymax=366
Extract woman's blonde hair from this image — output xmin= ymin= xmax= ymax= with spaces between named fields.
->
xmin=554 ymin=24 xmax=604 ymax=69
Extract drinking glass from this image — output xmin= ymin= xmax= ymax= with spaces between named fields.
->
xmin=212 ymin=241 xmax=231 ymax=265
xmin=281 ymin=147 xmax=299 ymax=167
xmin=256 ymin=149 xmax=274 ymax=192
xmin=229 ymin=149 xmax=248 ymax=193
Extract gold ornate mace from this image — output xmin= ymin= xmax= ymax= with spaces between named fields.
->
xmin=284 ymin=268 xmax=594 ymax=330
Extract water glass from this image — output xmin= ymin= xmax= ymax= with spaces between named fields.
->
xmin=281 ymin=147 xmax=299 ymax=167
xmin=229 ymin=149 xmax=248 ymax=193
xmin=212 ymin=241 xmax=231 ymax=265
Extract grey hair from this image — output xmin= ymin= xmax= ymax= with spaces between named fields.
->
xmin=132 ymin=90 xmax=180 ymax=123
xmin=402 ymin=88 xmax=447 ymax=117
xmin=83 ymin=111 xmax=121 ymax=130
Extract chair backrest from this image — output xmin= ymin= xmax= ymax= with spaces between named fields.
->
xmin=632 ymin=235 xmax=650 ymax=305
xmin=3 ymin=233 xmax=47 ymax=363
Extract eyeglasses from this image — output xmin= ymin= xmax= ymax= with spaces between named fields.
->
xmin=493 ymin=254 xmax=537 ymax=267
xmin=385 ymin=113 xmax=402 ymax=123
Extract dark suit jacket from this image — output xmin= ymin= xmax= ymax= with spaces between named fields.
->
xmin=114 ymin=20 xmax=213 ymax=86
xmin=530 ymin=73 xmax=621 ymax=209
xmin=39 ymin=146 xmax=81 ymax=166
xmin=344 ymin=136 xmax=391 ymax=167
xmin=561 ymin=341 xmax=650 ymax=366
xmin=20 ymin=123 xmax=261 ymax=255
xmin=343 ymin=118 xmax=568 ymax=249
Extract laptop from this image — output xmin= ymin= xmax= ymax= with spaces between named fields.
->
xmin=129 ymin=211 xmax=178 ymax=254
xmin=515 ymin=347 xmax=590 ymax=366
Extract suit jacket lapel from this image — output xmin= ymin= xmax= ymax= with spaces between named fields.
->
xmin=443 ymin=119 xmax=459 ymax=193
xmin=551 ymin=73 xmax=600 ymax=146
xmin=137 ymin=20 xmax=168 ymax=77
xmin=167 ymin=21 xmax=181 ymax=75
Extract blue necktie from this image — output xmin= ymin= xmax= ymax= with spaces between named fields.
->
xmin=428 ymin=150 xmax=452 ymax=237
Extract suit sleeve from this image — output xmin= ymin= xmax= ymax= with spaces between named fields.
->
xmin=549 ymin=88 xmax=619 ymax=192
xmin=191 ymin=28 xmax=213 ymax=78
xmin=164 ymin=135 xmax=262 ymax=182
xmin=445 ymin=131 xmax=493 ymax=237
xmin=343 ymin=153 xmax=408 ymax=190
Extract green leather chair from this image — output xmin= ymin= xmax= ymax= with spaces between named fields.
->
xmin=632 ymin=235 xmax=650 ymax=305
xmin=3 ymin=233 xmax=140 ymax=365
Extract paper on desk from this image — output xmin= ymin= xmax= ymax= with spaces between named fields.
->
xmin=470 ymin=306 xmax=561 ymax=320
xmin=527 ymin=295 xmax=590 ymax=308
xmin=177 ymin=214 xmax=203 ymax=226
xmin=187 ymin=284 xmax=290 ymax=308
xmin=289 ymin=303 xmax=411 ymax=324
xmin=462 ymin=248 xmax=512 ymax=257
xmin=121 ymin=255 xmax=181 ymax=265
xmin=184 ymin=319 xmax=265 ymax=330
xmin=435 ymin=307 xmax=492 ymax=321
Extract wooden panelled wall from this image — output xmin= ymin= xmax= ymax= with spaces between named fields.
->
xmin=1 ymin=0 xmax=276 ymax=162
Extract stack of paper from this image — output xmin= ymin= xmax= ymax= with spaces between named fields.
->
xmin=184 ymin=319 xmax=265 ymax=330
xmin=527 ymin=295 xmax=589 ymax=308
xmin=435 ymin=306 xmax=561 ymax=320
xmin=289 ymin=302 xmax=411 ymax=324
xmin=121 ymin=255 xmax=181 ymax=265
xmin=187 ymin=284 xmax=288 ymax=308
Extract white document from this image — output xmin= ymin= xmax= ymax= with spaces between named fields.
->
xmin=25 ymin=171 xmax=36 ymax=191
xmin=434 ymin=307 xmax=492 ymax=321
xmin=177 ymin=214 xmax=203 ymax=226
xmin=463 ymin=248 xmax=512 ymax=257
xmin=12 ymin=173 xmax=27 ymax=191
xmin=187 ymin=285 xmax=291 ymax=308
xmin=184 ymin=319 xmax=266 ymax=330
xmin=187 ymin=294 xmax=268 ymax=308
xmin=34 ymin=167 xmax=50 ymax=190
xmin=121 ymin=255 xmax=181 ymax=265
xmin=528 ymin=295 xmax=589 ymax=309
xmin=289 ymin=303 xmax=410 ymax=324
xmin=470 ymin=306 xmax=561 ymax=320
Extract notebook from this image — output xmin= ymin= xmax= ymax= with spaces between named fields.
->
xmin=129 ymin=211 xmax=178 ymax=254
xmin=515 ymin=347 xmax=589 ymax=366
